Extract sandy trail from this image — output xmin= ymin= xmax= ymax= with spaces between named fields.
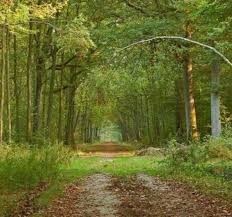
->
xmin=78 ymin=174 xmax=119 ymax=217
xmin=44 ymin=174 xmax=120 ymax=217
xmin=42 ymin=173 xmax=232 ymax=217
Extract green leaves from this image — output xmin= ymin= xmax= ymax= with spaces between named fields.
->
xmin=57 ymin=16 xmax=95 ymax=55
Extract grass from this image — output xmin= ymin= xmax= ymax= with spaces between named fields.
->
xmin=37 ymin=156 xmax=159 ymax=207
xmin=37 ymin=155 xmax=232 ymax=209
xmin=2 ymin=140 xmax=231 ymax=215
xmin=0 ymin=191 xmax=24 ymax=217
xmin=0 ymin=144 xmax=71 ymax=217
xmin=66 ymin=156 xmax=159 ymax=176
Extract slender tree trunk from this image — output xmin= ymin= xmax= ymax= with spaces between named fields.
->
xmin=183 ymin=23 xmax=199 ymax=140
xmin=0 ymin=25 xmax=6 ymax=144
xmin=184 ymin=52 xmax=199 ymax=140
xmin=183 ymin=62 xmax=190 ymax=139
xmin=41 ymin=68 xmax=47 ymax=142
xmin=5 ymin=27 xmax=11 ymax=143
xmin=211 ymin=59 xmax=221 ymax=137
xmin=58 ymin=54 xmax=64 ymax=143
xmin=145 ymin=97 xmax=152 ymax=144
xmin=47 ymin=46 xmax=57 ymax=140
xmin=26 ymin=21 xmax=33 ymax=143
xmin=175 ymin=79 xmax=185 ymax=137
xmin=13 ymin=35 xmax=20 ymax=142
xmin=64 ymin=67 xmax=76 ymax=146
xmin=33 ymin=29 xmax=43 ymax=135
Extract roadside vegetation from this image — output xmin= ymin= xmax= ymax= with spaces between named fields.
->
xmin=0 ymin=131 xmax=232 ymax=216
xmin=37 ymin=130 xmax=232 ymax=212
xmin=0 ymin=145 xmax=71 ymax=216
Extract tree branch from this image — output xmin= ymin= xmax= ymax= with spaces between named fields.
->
xmin=48 ymin=55 xmax=77 ymax=70
xmin=118 ymin=36 xmax=232 ymax=67
xmin=124 ymin=0 xmax=150 ymax=16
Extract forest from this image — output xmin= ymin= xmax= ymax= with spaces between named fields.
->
xmin=0 ymin=0 xmax=232 ymax=216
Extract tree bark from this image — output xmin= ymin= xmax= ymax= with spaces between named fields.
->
xmin=47 ymin=46 xmax=57 ymax=140
xmin=26 ymin=21 xmax=33 ymax=143
xmin=13 ymin=35 xmax=21 ymax=142
xmin=58 ymin=54 xmax=64 ymax=143
xmin=5 ymin=27 xmax=11 ymax=143
xmin=64 ymin=67 xmax=76 ymax=146
xmin=183 ymin=24 xmax=199 ymax=140
xmin=0 ymin=25 xmax=6 ymax=144
xmin=211 ymin=59 xmax=221 ymax=137
xmin=33 ymin=27 xmax=43 ymax=135
xmin=175 ymin=79 xmax=185 ymax=137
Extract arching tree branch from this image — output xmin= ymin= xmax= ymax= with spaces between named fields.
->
xmin=119 ymin=36 xmax=232 ymax=67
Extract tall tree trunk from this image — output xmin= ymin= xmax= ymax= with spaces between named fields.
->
xmin=47 ymin=46 xmax=57 ymax=140
xmin=0 ymin=25 xmax=6 ymax=144
xmin=175 ymin=79 xmax=185 ymax=137
xmin=211 ymin=59 xmax=221 ymax=137
xmin=5 ymin=27 xmax=11 ymax=143
xmin=26 ymin=21 xmax=33 ymax=143
xmin=33 ymin=28 xmax=43 ymax=135
xmin=183 ymin=23 xmax=199 ymax=140
xmin=13 ymin=35 xmax=20 ymax=142
xmin=58 ymin=54 xmax=64 ymax=143
xmin=145 ymin=96 xmax=152 ymax=144
xmin=41 ymin=68 xmax=47 ymax=142
xmin=64 ymin=67 xmax=76 ymax=146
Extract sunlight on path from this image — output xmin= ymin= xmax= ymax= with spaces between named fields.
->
xmin=78 ymin=174 xmax=119 ymax=217
xmin=78 ymin=142 xmax=135 ymax=157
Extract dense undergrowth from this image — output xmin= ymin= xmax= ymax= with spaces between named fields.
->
xmin=1 ymin=133 xmax=232 ymax=216
xmin=159 ymin=131 xmax=232 ymax=200
xmin=0 ymin=144 xmax=71 ymax=216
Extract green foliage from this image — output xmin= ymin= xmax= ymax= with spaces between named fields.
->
xmin=207 ymin=137 xmax=232 ymax=160
xmin=57 ymin=16 xmax=95 ymax=55
xmin=203 ymin=161 xmax=232 ymax=180
xmin=167 ymin=139 xmax=208 ymax=165
xmin=167 ymin=135 xmax=232 ymax=166
xmin=163 ymin=134 xmax=232 ymax=191
xmin=0 ymin=144 xmax=72 ymax=190
xmin=65 ymin=156 xmax=159 ymax=177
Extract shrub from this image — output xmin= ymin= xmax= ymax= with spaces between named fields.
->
xmin=207 ymin=137 xmax=232 ymax=160
xmin=0 ymin=144 xmax=72 ymax=190
xmin=166 ymin=139 xmax=208 ymax=165
xmin=203 ymin=161 xmax=232 ymax=180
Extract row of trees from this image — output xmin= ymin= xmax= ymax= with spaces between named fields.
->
xmin=76 ymin=0 xmax=232 ymax=145
xmin=0 ymin=0 xmax=231 ymax=146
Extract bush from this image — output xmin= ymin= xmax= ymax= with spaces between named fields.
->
xmin=166 ymin=139 xmax=208 ymax=165
xmin=0 ymin=144 xmax=72 ymax=190
xmin=207 ymin=137 xmax=232 ymax=160
xmin=166 ymin=133 xmax=232 ymax=166
xmin=204 ymin=162 xmax=232 ymax=180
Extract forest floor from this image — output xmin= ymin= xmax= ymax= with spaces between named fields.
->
xmin=10 ymin=143 xmax=232 ymax=217
xmin=38 ymin=173 xmax=232 ymax=217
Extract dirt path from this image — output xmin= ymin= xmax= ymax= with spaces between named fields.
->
xmin=78 ymin=174 xmax=119 ymax=217
xmin=44 ymin=174 xmax=120 ymax=217
xmin=78 ymin=142 xmax=135 ymax=157
xmin=43 ymin=174 xmax=232 ymax=217
xmin=114 ymin=174 xmax=232 ymax=217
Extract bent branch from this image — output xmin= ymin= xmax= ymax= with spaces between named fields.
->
xmin=119 ymin=36 xmax=232 ymax=67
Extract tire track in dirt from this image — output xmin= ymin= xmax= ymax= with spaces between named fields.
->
xmin=41 ymin=173 xmax=232 ymax=217
xmin=78 ymin=174 xmax=119 ymax=217
xmin=43 ymin=174 xmax=120 ymax=217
